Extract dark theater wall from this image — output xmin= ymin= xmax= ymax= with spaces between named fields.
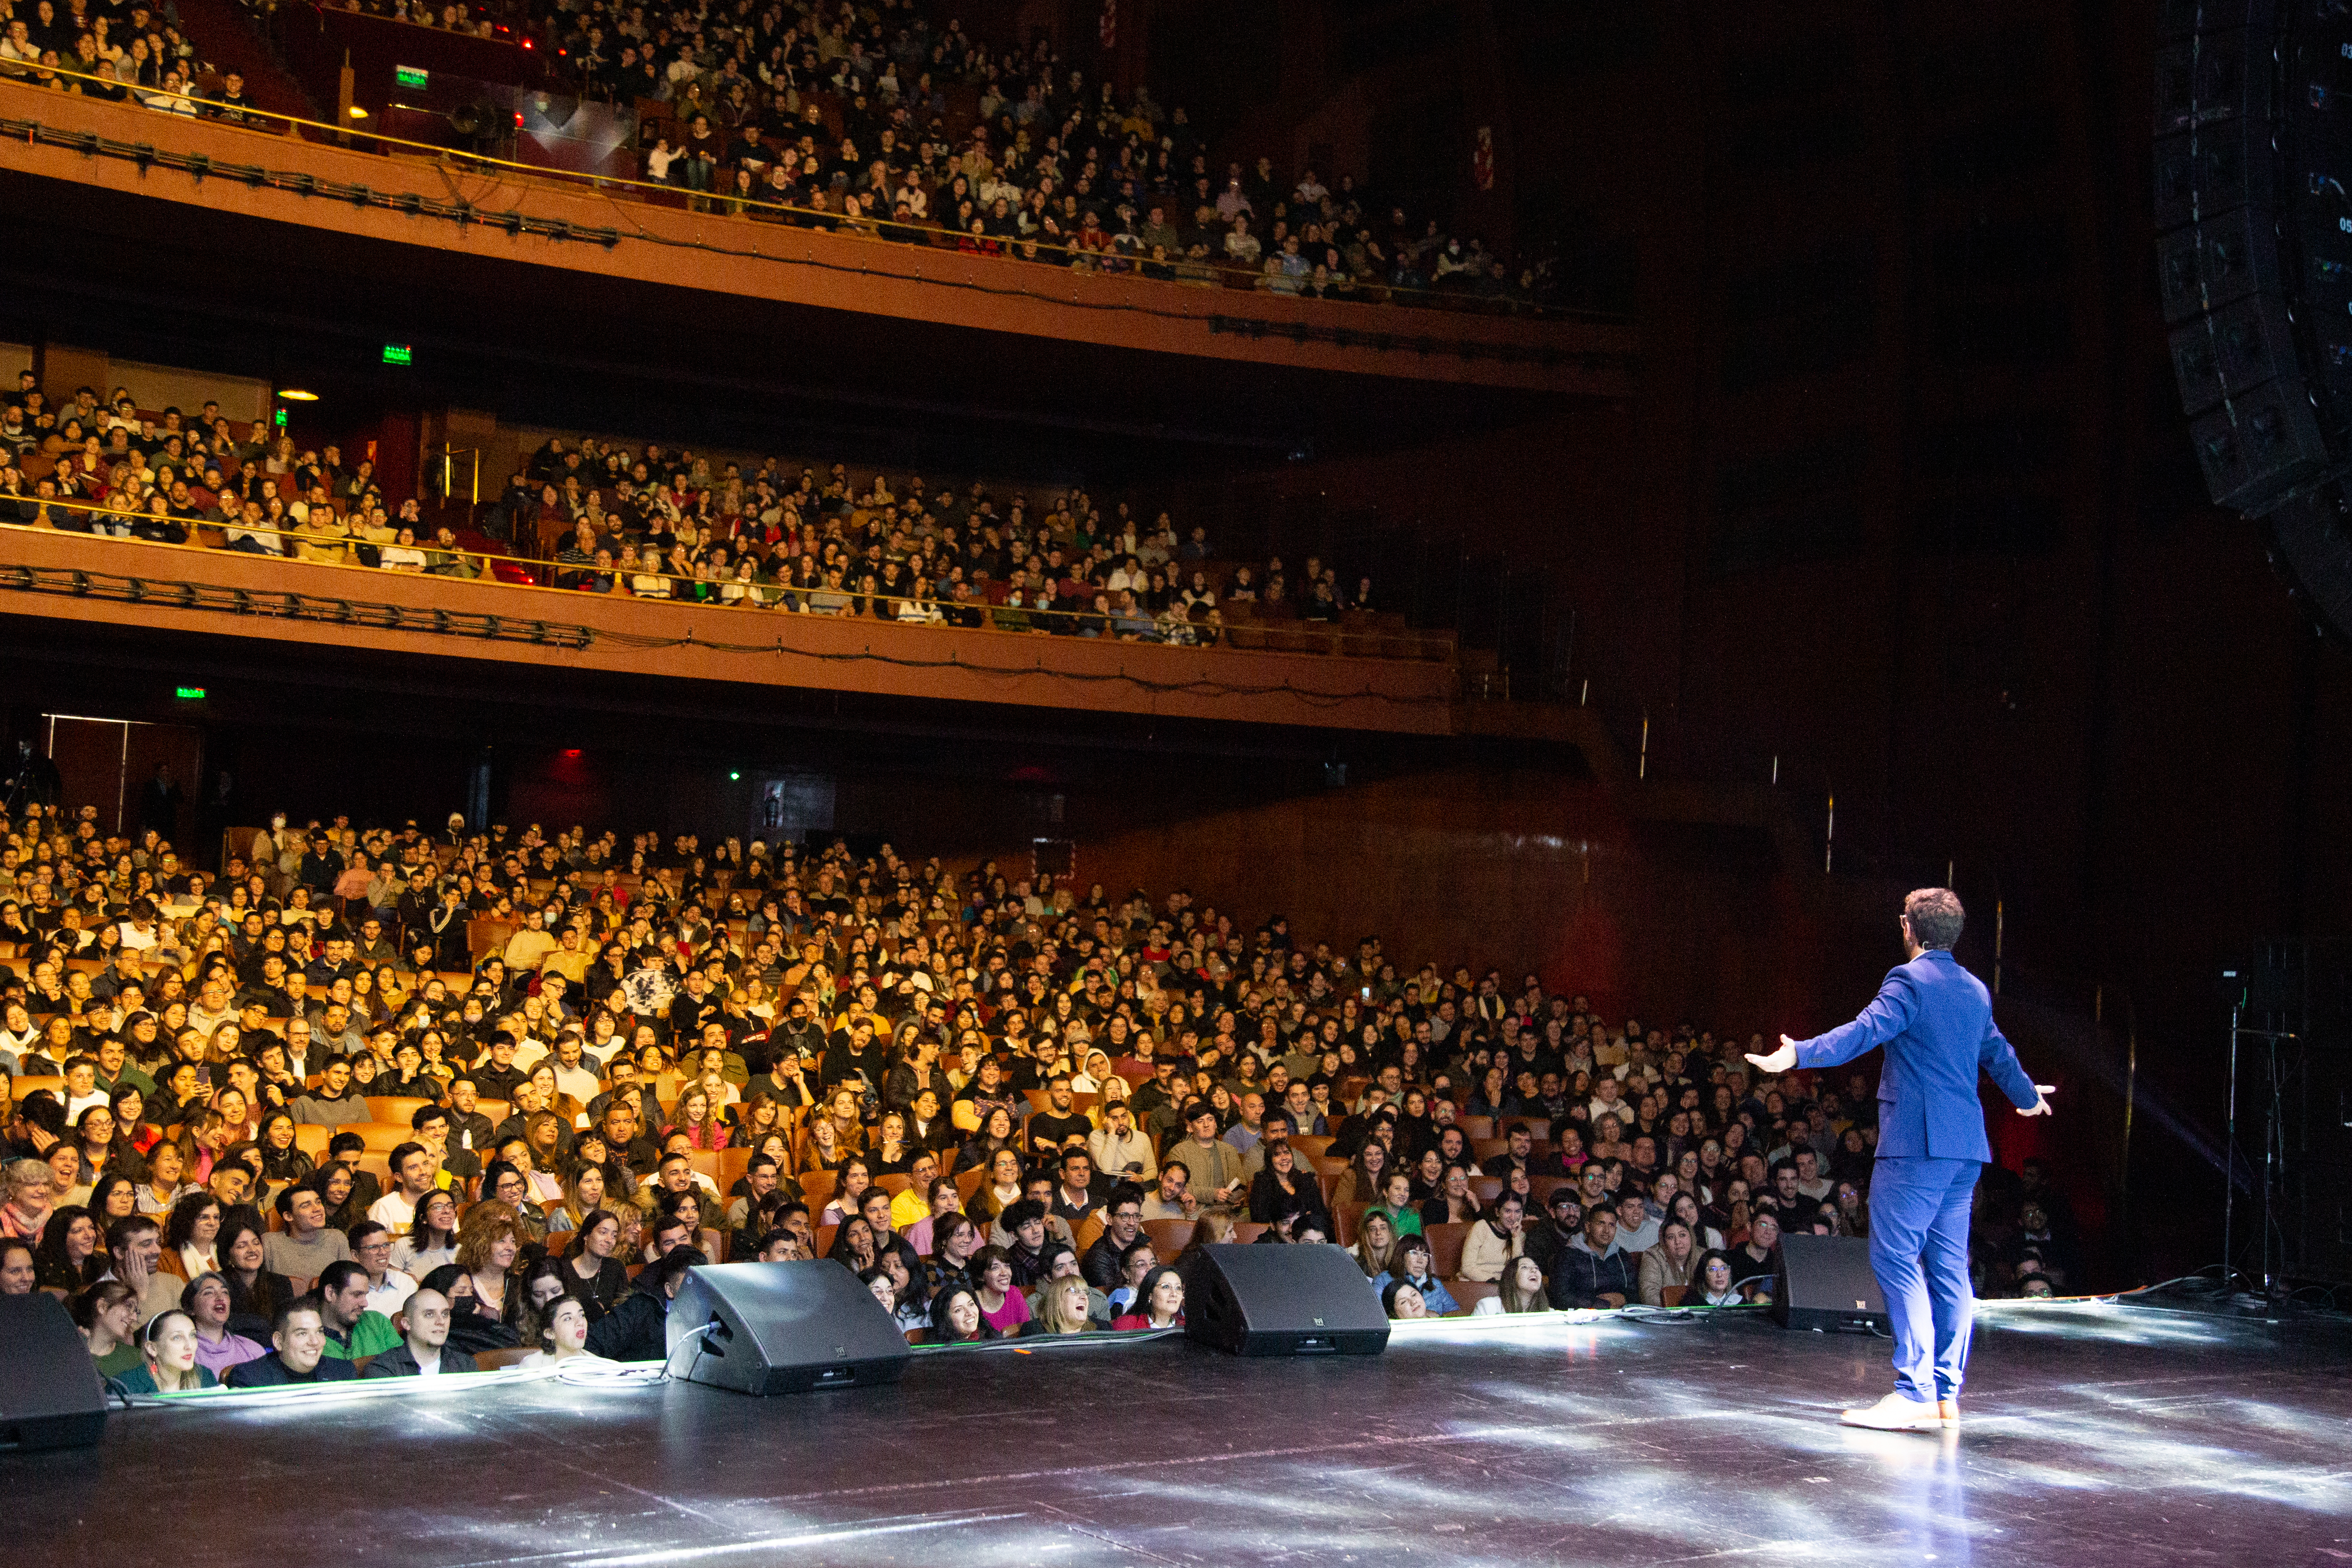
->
xmin=1183 ymin=0 xmax=2352 ymax=1254
xmin=1076 ymin=765 xmax=1850 ymax=1035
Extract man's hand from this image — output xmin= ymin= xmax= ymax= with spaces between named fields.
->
xmin=1745 ymin=1036 xmax=1799 ymax=1076
xmin=2017 ymin=1084 xmax=2058 ymax=1118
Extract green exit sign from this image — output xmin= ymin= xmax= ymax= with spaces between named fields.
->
xmin=395 ymin=65 xmax=429 ymax=89
xmin=383 ymin=343 xmax=414 ymax=366
xmin=175 ymin=686 xmax=206 ymax=701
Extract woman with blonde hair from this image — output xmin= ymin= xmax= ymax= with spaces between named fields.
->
xmin=111 ymin=1308 xmax=219 ymax=1394
xmin=1019 ymin=1273 xmax=1095 ymax=1337
xmin=823 ymin=1087 xmax=867 ymax=1154
xmin=1350 ymin=1209 xmax=1397 ymax=1280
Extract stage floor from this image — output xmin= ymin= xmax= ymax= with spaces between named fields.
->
xmin=15 ymin=1299 xmax=2352 ymax=1567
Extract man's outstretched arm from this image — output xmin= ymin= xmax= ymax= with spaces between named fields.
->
xmin=1981 ymin=1018 xmax=2056 ymax=1116
xmin=1748 ymin=973 xmax=1917 ymax=1076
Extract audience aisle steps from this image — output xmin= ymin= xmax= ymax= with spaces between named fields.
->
xmin=182 ymin=0 xmax=320 ymax=121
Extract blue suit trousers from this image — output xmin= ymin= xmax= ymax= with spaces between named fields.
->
xmin=1867 ymin=1156 xmax=1980 ymax=1401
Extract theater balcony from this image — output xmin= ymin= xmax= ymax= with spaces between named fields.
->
xmin=0 ymin=526 xmax=1463 ymax=735
xmin=0 ymin=78 xmax=1634 ymax=402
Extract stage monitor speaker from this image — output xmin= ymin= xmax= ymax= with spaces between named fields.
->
xmin=668 ymin=1260 xmax=912 ymax=1395
xmin=0 ymin=1294 xmax=107 ymax=1451
xmin=1772 ymin=1235 xmax=1889 ymax=1332
xmin=1181 ymin=1243 xmax=1390 ymax=1357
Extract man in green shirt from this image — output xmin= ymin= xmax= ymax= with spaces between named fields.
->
xmin=315 ymin=1261 xmax=403 ymax=1360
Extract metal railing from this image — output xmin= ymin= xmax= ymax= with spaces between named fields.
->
xmin=0 ymin=492 xmax=1458 ymax=660
xmin=0 ymin=64 xmax=1622 ymax=332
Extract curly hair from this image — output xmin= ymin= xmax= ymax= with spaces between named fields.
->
xmin=452 ymin=1197 xmax=522 ymax=1274
xmin=1903 ymin=888 xmax=1965 ymax=951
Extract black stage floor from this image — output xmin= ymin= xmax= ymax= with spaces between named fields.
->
xmin=14 ymin=1300 xmax=2352 ymax=1567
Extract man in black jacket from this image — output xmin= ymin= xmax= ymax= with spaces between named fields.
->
xmin=1548 ymin=1207 xmax=1636 ymax=1310
xmin=363 ymin=1289 xmax=478 ymax=1377
xmin=225 ymin=1300 xmax=361 ymax=1386
xmin=1521 ymin=1187 xmax=1587 ymax=1277
xmin=1079 ymin=1185 xmax=1148 ymax=1289
xmin=587 ymin=1246 xmax=705 ymax=1362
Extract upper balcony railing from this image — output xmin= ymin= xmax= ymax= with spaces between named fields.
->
xmin=0 ymin=65 xmax=1635 ymax=393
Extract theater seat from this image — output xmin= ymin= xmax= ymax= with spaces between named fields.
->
xmin=800 ymin=1170 xmax=838 ymax=1214
xmin=1422 ymin=1222 xmax=1471 ymax=1279
xmin=474 ymin=1346 xmax=535 ymax=1370
xmin=1446 ymin=1279 xmax=1500 ymax=1315
xmin=1142 ymin=1219 xmax=1194 ymax=1257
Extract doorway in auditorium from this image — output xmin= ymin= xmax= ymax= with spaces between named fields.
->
xmin=42 ymin=713 xmax=204 ymax=845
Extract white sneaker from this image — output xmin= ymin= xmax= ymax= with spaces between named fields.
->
xmin=1839 ymin=1391 xmax=1945 ymax=1431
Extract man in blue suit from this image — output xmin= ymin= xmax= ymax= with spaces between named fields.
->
xmin=1746 ymin=888 xmax=2053 ymax=1431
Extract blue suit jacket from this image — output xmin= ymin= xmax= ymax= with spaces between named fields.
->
xmin=1795 ymin=948 xmax=2038 ymax=1162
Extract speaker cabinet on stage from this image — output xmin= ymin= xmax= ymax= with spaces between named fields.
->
xmin=1772 ymin=1235 xmax=1890 ymax=1333
xmin=668 ymin=1260 xmax=912 ymax=1395
xmin=0 ymin=1294 xmax=107 ymax=1451
xmin=1181 ymin=1243 xmax=1390 ymax=1356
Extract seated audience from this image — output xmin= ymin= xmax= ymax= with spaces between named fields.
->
xmin=0 ymin=782 xmax=2076 ymax=1418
